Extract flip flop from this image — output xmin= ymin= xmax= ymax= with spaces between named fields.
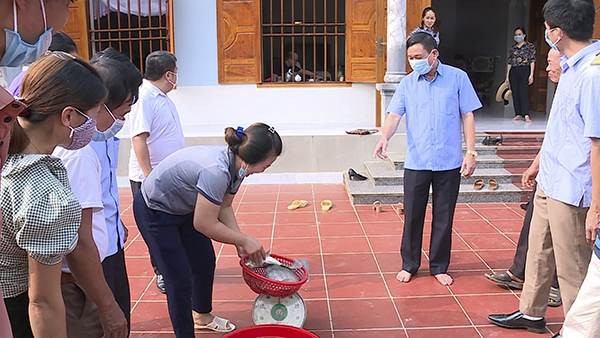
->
xmin=484 ymin=271 xmax=524 ymax=289
xmin=194 ymin=316 xmax=236 ymax=333
xmin=372 ymin=201 xmax=382 ymax=213
xmin=321 ymin=200 xmax=333 ymax=211
xmin=474 ymin=179 xmax=484 ymax=190
xmin=287 ymin=200 xmax=308 ymax=210
xmin=488 ymin=179 xmax=499 ymax=190
xmin=548 ymin=287 xmax=562 ymax=307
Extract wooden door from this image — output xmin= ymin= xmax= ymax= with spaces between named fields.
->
xmin=375 ymin=0 xmax=387 ymax=126
xmin=61 ymin=0 xmax=89 ymax=59
xmin=595 ymin=0 xmax=600 ymax=39
xmin=346 ymin=0 xmax=378 ymax=82
xmin=405 ymin=0 xmax=431 ymax=72
xmin=217 ymin=0 xmax=262 ymax=84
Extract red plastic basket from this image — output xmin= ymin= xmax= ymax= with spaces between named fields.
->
xmin=222 ymin=324 xmax=318 ymax=338
xmin=240 ymin=254 xmax=308 ymax=298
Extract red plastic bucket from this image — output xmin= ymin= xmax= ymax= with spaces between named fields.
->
xmin=222 ymin=324 xmax=318 ymax=338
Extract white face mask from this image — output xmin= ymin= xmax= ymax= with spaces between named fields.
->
xmin=0 ymin=0 xmax=53 ymax=67
xmin=92 ymin=104 xmax=125 ymax=141
xmin=167 ymin=71 xmax=177 ymax=89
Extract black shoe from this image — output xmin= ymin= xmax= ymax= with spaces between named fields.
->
xmin=156 ymin=274 xmax=166 ymax=294
xmin=482 ymin=136 xmax=492 ymax=145
xmin=488 ymin=311 xmax=546 ymax=333
xmin=520 ymin=202 xmax=530 ymax=211
xmin=551 ymin=333 xmax=561 ymax=338
xmin=348 ymin=168 xmax=367 ymax=181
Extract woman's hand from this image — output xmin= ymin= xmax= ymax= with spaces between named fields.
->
xmin=528 ymin=74 xmax=534 ymax=85
xmin=242 ymin=235 xmax=266 ymax=266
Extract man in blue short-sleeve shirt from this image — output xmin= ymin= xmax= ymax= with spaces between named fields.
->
xmin=489 ymin=0 xmax=600 ymax=335
xmin=373 ymin=32 xmax=481 ymax=286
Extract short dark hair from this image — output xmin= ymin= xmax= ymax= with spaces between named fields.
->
xmin=49 ymin=31 xmax=78 ymax=54
xmin=543 ymin=0 xmax=595 ymax=42
xmin=514 ymin=27 xmax=527 ymax=36
xmin=144 ymin=51 xmax=177 ymax=81
xmin=90 ymin=49 xmax=143 ymax=110
xmin=407 ymin=32 xmax=438 ymax=53
xmin=225 ymin=123 xmax=283 ymax=164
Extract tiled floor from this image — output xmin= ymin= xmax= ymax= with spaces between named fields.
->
xmin=119 ymin=184 xmax=563 ymax=337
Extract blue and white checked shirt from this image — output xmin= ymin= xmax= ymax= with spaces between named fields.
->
xmin=387 ymin=61 xmax=482 ymax=171
xmin=537 ymin=41 xmax=600 ymax=209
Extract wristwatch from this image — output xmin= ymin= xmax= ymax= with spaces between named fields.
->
xmin=466 ymin=150 xmax=478 ymax=157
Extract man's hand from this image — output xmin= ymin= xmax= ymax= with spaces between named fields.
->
xmin=521 ymin=164 xmax=539 ymax=188
xmin=98 ymin=301 xmax=128 ymax=338
xmin=461 ymin=155 xmax=476 ymax=177
xmin=123 ymin=224 xmax=129 ymax=243
xmin=586 ymin=202 xmax=600 ymax=244
xmin=373 ymin=138 xmax=389 ymax=160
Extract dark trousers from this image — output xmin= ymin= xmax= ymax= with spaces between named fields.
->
xmin=102 ymin=245 xmax=131 ymax=333
xmin=509 ymin=184 xmax=560 ymax=289
xmin=509 ymin=66 xmax=530 ymax=117
xmin=130 ymin=180 xmax=161 ymax=276
xmin=133 ymin=191 xmax=215 ymax=338
xmin=4 ymin=292 xmax=33 ymax=338
xmin=401 ymin=168 xmax=461 ymax=275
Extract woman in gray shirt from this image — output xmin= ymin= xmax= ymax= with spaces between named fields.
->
xmin=133 ymin=123 xmax=282 ymax=337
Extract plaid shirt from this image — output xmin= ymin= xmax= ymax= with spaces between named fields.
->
xmin=0 ymin=154 xmax=81 ymax=298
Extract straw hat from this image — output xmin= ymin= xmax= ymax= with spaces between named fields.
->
xmin=495 ymin=82 xmax=513 ymax=102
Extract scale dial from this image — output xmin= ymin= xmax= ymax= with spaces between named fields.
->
xmin=252 ymin=293 xmax=307 ymax=328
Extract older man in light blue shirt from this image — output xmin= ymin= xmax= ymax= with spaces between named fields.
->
xmin=488 ymin=0 xmax=600 ymax=334
xmin=374 ymin=32 xmax=481 ymax=286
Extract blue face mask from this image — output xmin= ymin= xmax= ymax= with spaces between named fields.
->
xmin=408 ymin=51 xmax=434 ymax=75
xmin=237 ymin=166 xmax=248 ymax=179
xmin=545 ymin=29 xmax=561 ymax=52
xmin=92 ymin=104 xmax=126 ymax=142
xmin=0 ymin=0 xmax=53 ymax=67
xmin=514 ymin=35 xmax=524 ymax=43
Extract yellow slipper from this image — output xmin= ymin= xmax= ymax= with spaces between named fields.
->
xmin=321 ymin=200 xmax=333 ymax=211
xmin=299 ymin=200 xmax=308 ymax=208
xmin=287 ymin=200 xmax=302 ymax=210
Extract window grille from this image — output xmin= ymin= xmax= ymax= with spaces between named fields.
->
xmin=88 ymin=0 xmax=174 ymax=73
xmin=262 ymin=0 xmax=346 ymax=83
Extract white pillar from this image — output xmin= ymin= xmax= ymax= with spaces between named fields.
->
xmin=384 ymin=0 xmax=407 ymax=83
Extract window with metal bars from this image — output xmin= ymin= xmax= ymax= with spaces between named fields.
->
xmin=262 ymin=0 xmax=346 ymax=83
xmin=88 ymin=0 xmax=174 ymax=73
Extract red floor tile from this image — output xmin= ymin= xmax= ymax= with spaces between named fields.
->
xmin=460 ymin=233 xmax=516 ymax=250
xmin=329 ymin=299 xmax=402 ymax=329
xmin=374 ymin=253 xmax=403 ymax=273
xmin=238 ymin=225 xmax=274 ymax=239
xmin=384 ymin=272 xmax=452 ymax=298
xmin=395 ymin=296 xmax=472 ymax=328
xmin=235 ymin=202 xmax=277 ymax=213
xmin=333 ymin=330 xmax=407 ymax=337
xmin=405 ymin=327 xmax=481 ymax=338
xmin=302 ymin=300 xmax=331 ymax=330
xmin=476 ymin=208 xmax=524 ymax=220
xmin=453 ymin=220 xmax=500 ymax=234
xmin=316 ymin=210 xmax=359 ymax=224
xmin=361 ymin=221 xmax=404 ymax=236
xmin=272 ymin=237 xmax=321 ymax=255
xmin=318 ymin=222 xmax=365 ymax=237
xmin=320 ymin=237 xmax=371 ymax=254
xmin=356 ymin=209 xmax=402 ymax=223
xmin=130 ymin=301 xmax=172 ymax=331
xmin=239 ymin=193 xmax=279 ymax=203
xmin=326 ymin=274 xmax=389 ymax=299
xmin=236 ymin=212 xmax=275 ymax=225
xmin=476 ymin=250 xmax=516 ymax=270
xmin=322 ymin=253 xmax=379 ymax=274
xmin=448 ymin=271 xmax=515 ymax=295
xmin=450 ymin=251 xmax=489 ymax=271
xmin=368 ymin=236 xmax=402 ymax=253
xmin=275 ymin=212 xmax=317 ymax=225
xmin=456 ymin=294 xmax=521 ymax=325
xmin=273 ymin=224 xmax=318 ymax=238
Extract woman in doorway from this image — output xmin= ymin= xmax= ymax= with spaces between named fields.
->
xmin=506 ymin=27 xmax=536 ymax=123
xmin=409 ymin=7 xmax=440 ymax=46
xmin=133 ymin=123 xmax=282 ymax=337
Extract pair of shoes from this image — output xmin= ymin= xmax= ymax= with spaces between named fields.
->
xmin=548 ymin=287 xmax=562 ymax=307
xmin=194 ymin=316 xmax=236 ymax=333
xmin=321 ymin=200 xmax=333 ymax=211
xmin=488 ymin=311 xmax=546 ymax=333
xmin=474 ymin=179 xmax=499 ymax=190
xmin=520 ymin=201 xmax=530 ymax=211
xmin=348 ymin=168 xmax=368 ymax=181
xmin=346 ymin=128 xmax=379 ymax=135
xmin=484 ymin=271 xmax=524 ymax=289
xmin=156 ymin=274 xmax=166 ymax=294
xmin=482 ymin=135 xmax=503 ymax=146
xmin=287 ymin=200 xmax=308 ymax=210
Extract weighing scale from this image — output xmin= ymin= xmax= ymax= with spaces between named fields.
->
xmin=241 ymin=255 xmax=309 ymax=328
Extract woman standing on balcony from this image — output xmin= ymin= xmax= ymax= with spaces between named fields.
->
xmin=506 ymin=27 xmax=536 ymax=123
xmin=133 ymin=123 xmax=282 ymax=337
xmin=409 ymin=7 xmax=440 ymax=46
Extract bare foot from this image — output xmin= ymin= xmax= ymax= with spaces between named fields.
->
xmin=396 ymin=270 xmax=412 ymax=283
xmin=511 ymin=115 xmax=523 ymax=121
xmin=524 ymin=115 xmax=532 ymax=123
xmin=434 ymin=273 xmax=454 ymax=286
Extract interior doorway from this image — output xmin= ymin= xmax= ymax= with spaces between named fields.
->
xmin=430 ymin=0 xmax=549 ymax=131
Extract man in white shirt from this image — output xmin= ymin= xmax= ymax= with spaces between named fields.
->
xmin=128 ymin=50 xmax=184 ymax=293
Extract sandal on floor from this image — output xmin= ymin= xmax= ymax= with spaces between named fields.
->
xmin=194 ymin=316 xmax=236 ymax=333
xmin=321 ymin=200 xmax=333 ymax=211
xmin=287 ymin=200 xmax=308 ymax=210
xmin=548 ymin=287 xmax=562 ymax=307
xmin=372 ymin=200 xmax=382 ymax=213
xmin=488 ymin=179 xmax=499 ymax=190
xmin=474 ymin=179 xmax=484 ymax=190
xmin=484 ymin=271 xmax=524 ymax=289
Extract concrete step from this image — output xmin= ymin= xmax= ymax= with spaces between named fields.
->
xmin=364 ymin=161 xmax=520 ymax=186
xmin=344 ymin=173 xmax=531 ymax=205
xmin=386 ymin=153 xmax=534 ymax=170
